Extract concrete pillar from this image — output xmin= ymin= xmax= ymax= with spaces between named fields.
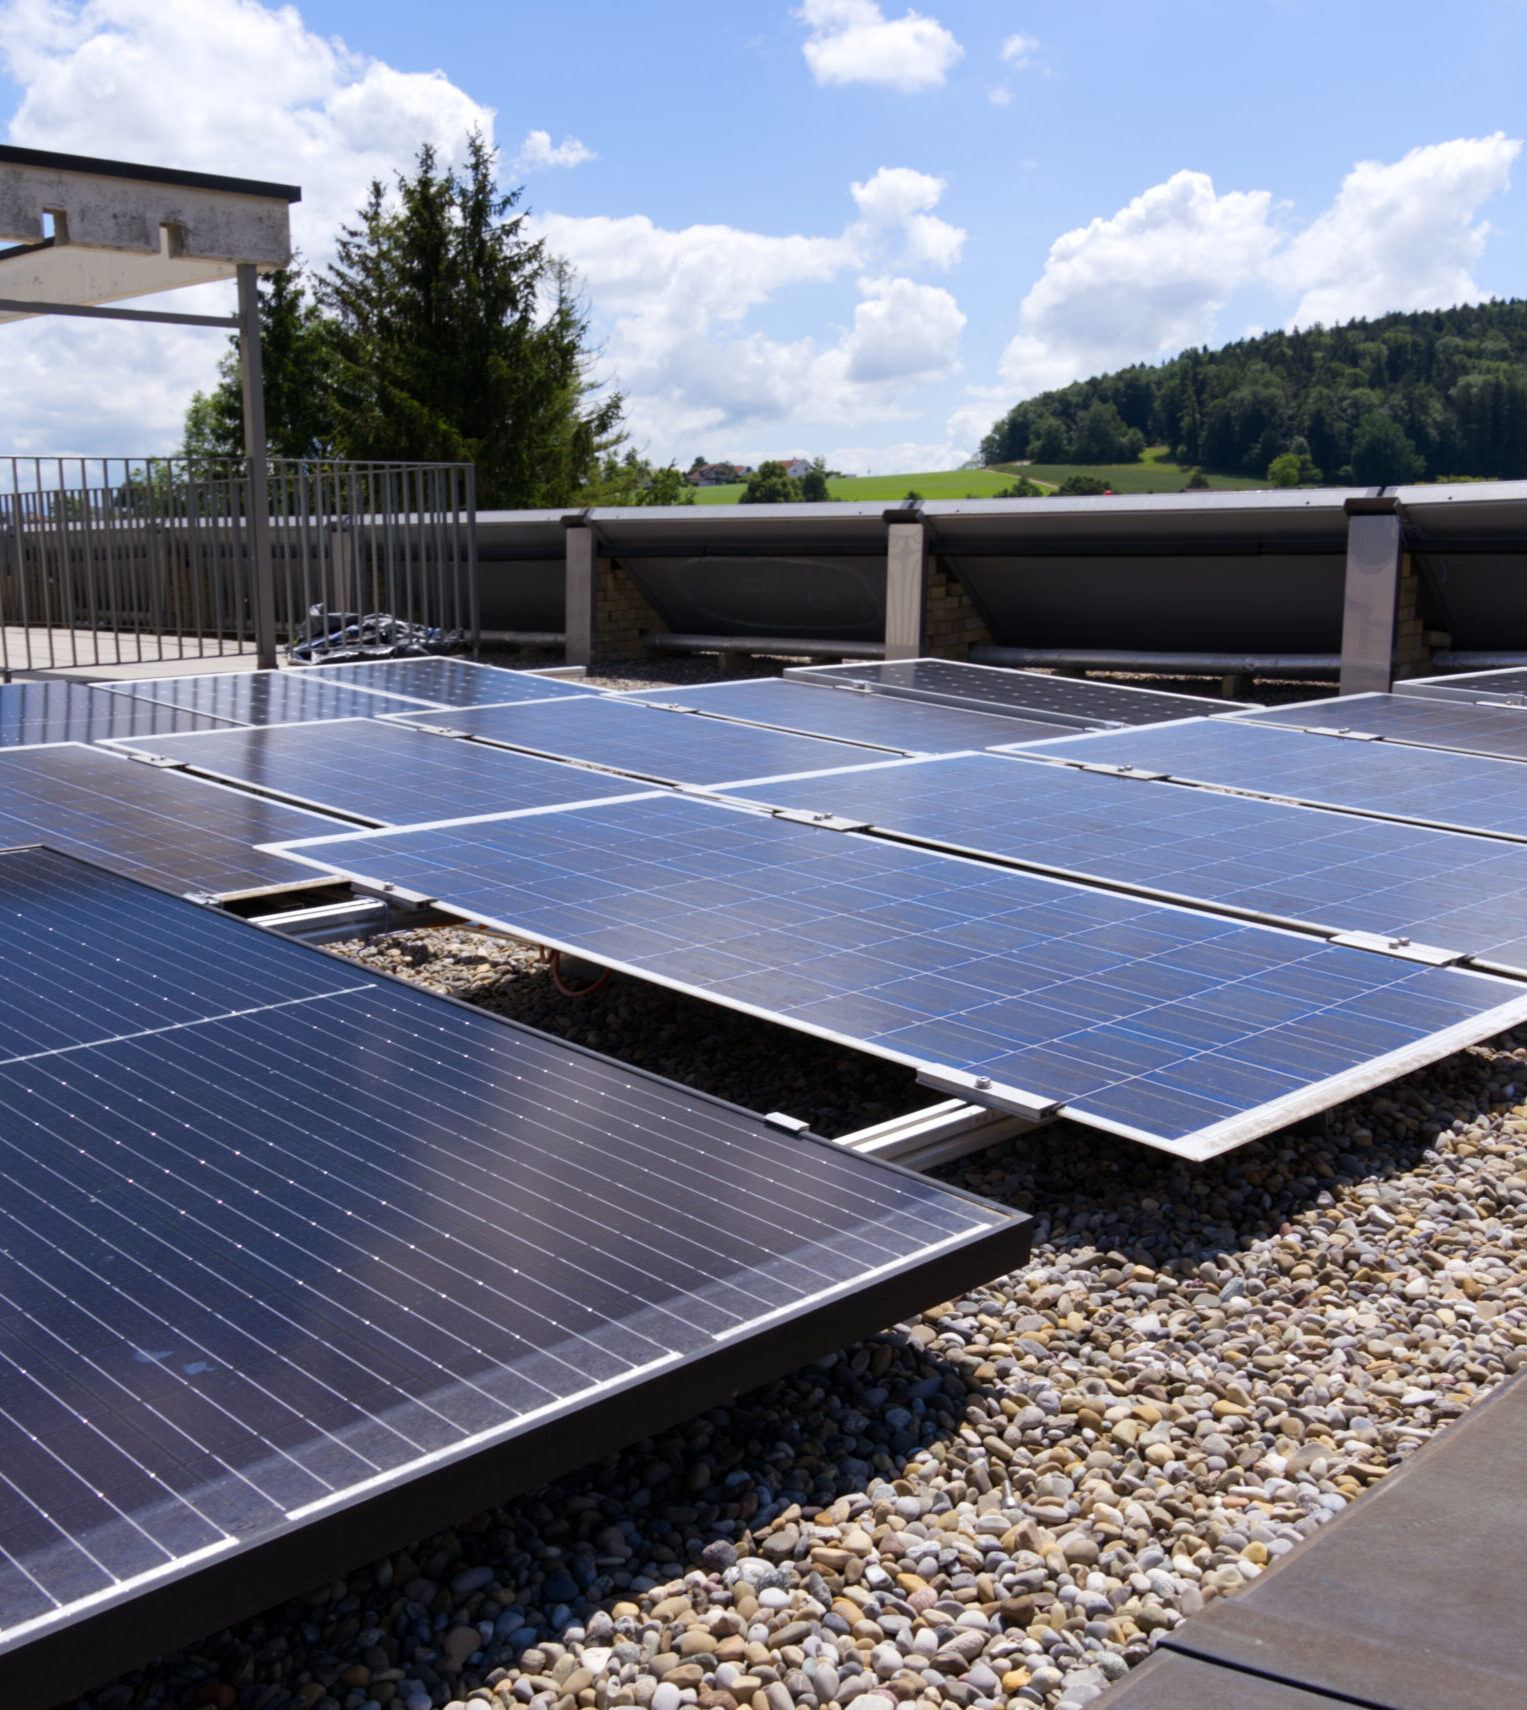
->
xmin=1339 ymin=498 xmax=1403 ymax=696
xmin=237 ymin=263 xmax=277 ymax=670
xmin=563 ymin=519 xmax=595 ymax=669
xmin=884 ymin=512 xmax=927 ymax=661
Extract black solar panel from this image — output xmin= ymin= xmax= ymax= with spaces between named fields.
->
xmin=100 ymin=670 xmax=439 ymax=726
xmin=301 ymin=657 xmax=602 ymax=707
xmin=1016 ymin=719 xmax=1527 ymax=842
xmin=786 ymin=658 xmax=1249 ymax=725
xmin=725 ymin=753 xmax=1527 ymax=973
xmin=388 ymin=696 xmax=890 ymax=786
xmin=110 ymin=718 xmax=648 ymax=826
xmin=1233 ymin=691 xmax=1527 ymax=763
xmin=0 ymin=848 xmax=1028 ymax=1704
xmin=0 ymin=743 xmax=343 ymax=898
xmin=622 ymin=677 xmax=1071 ymax=751
xmin=274 ymin=794 xmax=1527 ymax=1158
xmin=0 ymin=682 xmax=235 ymax=748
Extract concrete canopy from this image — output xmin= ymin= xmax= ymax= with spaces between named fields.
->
xmin=0 ymin=145 xmax=299 ymax=325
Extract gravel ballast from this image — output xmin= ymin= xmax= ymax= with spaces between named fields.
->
xmin=69 ymin=924 xmax=1527 ymax=1710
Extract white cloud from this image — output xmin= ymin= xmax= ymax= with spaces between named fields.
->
xmin=1000 ymin=32 xmax=1039 ymax=68
xmin=514 ymin=129 xmax=596 ymax=172
xmin=998 ymin=169 xmax=1276 ymax=396
xmin=797 ymin=0 xmax=963 ymax=92
xmin=1269 ymin=134 xmax=1520 ymax=328
xmin=0 ymin=0 xmax=493 ymax=452
xmin=987 ymin=135 xmax=1522 ymax=411
xmin=537 ymin=173 xmax=967 ymax=451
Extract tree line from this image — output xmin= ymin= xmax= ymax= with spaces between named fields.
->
xmin=185 ymin=135 xmax=694 ymax=510
xmin=979 ymin=299 xmax=1527 ymax=485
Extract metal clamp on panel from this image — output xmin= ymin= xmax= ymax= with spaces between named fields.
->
xmin=1327 ymin=930 xmax=1464 ymax=967
xmin=1305 ymin=726 xmax=1380 ymax=741
xmin=362 ymin=879 xmax=438 ymax=908
xmin=769 ymin=807 xmax=872 ymax=832
xmin=764 ymin=1111 xmax=811 ymax=1134
xmin=411 ymin=723 xmax=468 ymax=739
xmin=124 ymin=750 xmax=184 ymax=768
xmin=1074 ymin=761 xmax=1169 ymax=781
xmin=916 ymin=1068 xmax=1060 ymax=1122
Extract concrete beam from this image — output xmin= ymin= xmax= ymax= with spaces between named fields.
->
xmin=564 ymin=521 xmax=596 ymax=669
xmin=1340 ymin=499 xmax=1403 ymax=695
xmin=885 ymin=514 xmax=927 ymax=662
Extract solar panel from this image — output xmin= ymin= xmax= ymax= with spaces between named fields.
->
xmin=0 ymin=682 xmax=236 ymax=748
xmin=300 ymin=657 xmax=602 ymax=707
xmin=1013 ymin=719 xmax=1527 ymax=842
xmin=387 ymin=695 xmax=891 ymax=787
xmin=0 ymin=848 xmax=1028 ymax=1705
xmin=1396 ymin=666 xmax=1527 ymax=706
xmin=110 ymin=718 xmax=648 ymax=826
xmin=271 ymin=793 xmax=1527 ymax=1159
xmin=100 ymin=669 xmax=442 ymax=726
xmin=621 ymin=677 xmax=1073 ymax=752
xmin=725 ymin=752 xmax=1527 ymax=975
xmin=786 ymin=658 xmax=1251 ymax=725
xmin=0 ymin=743 xmax=344 ymax=898
xmin=1231 ymin=691 xmax=1527 ymax=763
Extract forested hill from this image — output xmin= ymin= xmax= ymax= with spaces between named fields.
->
xmin=980 ymin=299 xmax=1527 ymax=485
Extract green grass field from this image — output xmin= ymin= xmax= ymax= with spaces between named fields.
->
xmin=693 ymin=448 xmax=1266 ymax=503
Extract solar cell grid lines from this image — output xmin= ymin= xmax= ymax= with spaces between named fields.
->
xmin=387 ymin=695 xmax=892 ymax=787
xmin=109 ymin=718 xmax=648 ymax=826
xmin=723 ymin=754 xmax=1527 ymax=975
xmin=272 ymin=794 xmax=1527 ymax=1158
xmin=786 ymin=658 xmax=1250 ymax=725
xmin=1232 ymin=691 xmax=1527 ymax=764
xmin=0 ymin=848 xmax=1028 ymax=1704
xmin=100 ymin=669 xmax=441 ymax=726
xmin=1012 ymin=719 xmax=1527 ymax=843
xmin=0 ymin=682 xmax=236 ymax=748
xmin=300 ymin=656 xmax=602 ymax=707
xmin=620 ymin=677 xmax=1072 ymax=752
xmin=0 ymin=744 xmax=344 ymax=898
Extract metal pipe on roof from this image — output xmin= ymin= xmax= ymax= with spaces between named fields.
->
xmin=969 ymin=646 xmax=1340 ymax=677
xmin=1429 ymin=651 xmax=1527 ymax=670
xmin=644 ymin=632 xmax=887 ymax=659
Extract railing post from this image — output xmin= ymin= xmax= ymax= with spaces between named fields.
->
xmin=237 ymin=264 xmax=277 ymax=669
xmin=884 ymin=507 xmax=927 ymax=661
xmin=564 ymin=515 xmax=595 ymax=668
xmin=1340 ymin=495 xmax=1403 ymax=695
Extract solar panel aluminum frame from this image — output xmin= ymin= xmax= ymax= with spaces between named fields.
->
xmin=296 ymin=655 xmax=604 ymax=708
xmin=265 ymin=799 xmax=1527 ymax=1162
xmin=1219 ymin=691 xmax=1527 ymax=763
xmin=1395 ymin=668 xmax=1527 ymax=707
xmin=0 ymin=847 xmax=1032 ymax=1710
xmin=619 ymin=693 xmax=926 ymax=757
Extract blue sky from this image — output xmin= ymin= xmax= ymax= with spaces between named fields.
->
xmin=2 ymin=0 xmax=1525 ymax=471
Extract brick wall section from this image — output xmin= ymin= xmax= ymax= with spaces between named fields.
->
xmin=922 ymin=556 xmax=994 ymax=660
xmin=1392 ymin=552 xmax=1430 ymax=678
xmin=593 ymin=555 xmax=665 ymax=663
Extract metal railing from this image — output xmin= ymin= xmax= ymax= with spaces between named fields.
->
xmin=0 ymin=456 xmax=478 ymax=675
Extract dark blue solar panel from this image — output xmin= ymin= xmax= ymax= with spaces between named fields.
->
xmin=0 ymin=682 xmax=235 ymax=747
xmin=725 ymin=753 xmax=1527 ymax=973
xmin=1013 ymin=719 xmax=1527 ymax=841
xmin=388 ymin=696 xmax=890 ymax=786
xmin=110 ymin=718 xmax=646 ymax=826
xmin=0 ymin=743 xmax=343 ymax=897
xmin=274 ymin=794 xmax=1527 ymax=1155
xmin=0 ymin=848 xmax=1021 ymax=1682
xmin=622 ymin=677 xmax=1069 ymax=751
xmin=101 ymin=670 xmax=438 ymax=726
xmin=302 ymin=657 xmax=602 ymax=707
xmin=788 ymin=659 xmax=1250 ymax=723
xmin=1233 ymin=692 xmax=1527 ymax=763
xmin=1398 ymin=667 xmax=1527 ymax=706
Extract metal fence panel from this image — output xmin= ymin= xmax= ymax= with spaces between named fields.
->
xmin=0 ymin=456 xmax=478 ymax=675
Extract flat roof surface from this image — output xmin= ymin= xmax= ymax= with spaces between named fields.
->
xmin=0 ymin=144 xmax=300 ymax=203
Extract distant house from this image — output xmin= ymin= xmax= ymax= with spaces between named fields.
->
xmin=779 ymin=458 xmax=813 ymax=479
xmin=687 ymin=462 xmax=754 ymax=486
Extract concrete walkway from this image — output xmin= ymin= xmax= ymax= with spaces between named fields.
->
xmin=1100 ymin=1366 xmax=1527 ymax=1709
xmin=2 ymin=625 xmax=262 ymax=682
